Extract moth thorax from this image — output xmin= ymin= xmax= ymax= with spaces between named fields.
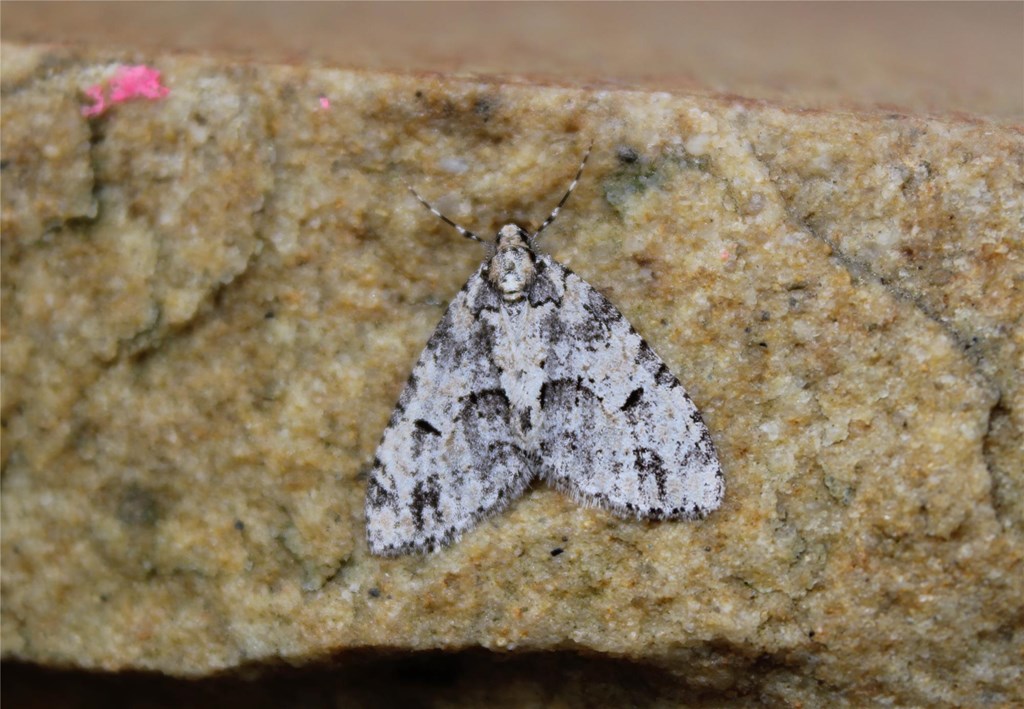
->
xmin=489 ymin=224 xmax=535 ymax=302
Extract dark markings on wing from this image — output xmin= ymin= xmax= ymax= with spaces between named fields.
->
xmin=621 ymin=387 xmax=644 ymax=412
xmin=414 ymin=419 xmax=442 ymax=436
xmin=534 ymin=255 xmax=724 ymax=521
xmin=411 ymin=475 xmax=442 ymax=532
xmin=366 ymin=268 xmax=534 ymax=556
xmin=528 ymin=258 xmax=563 ymax=307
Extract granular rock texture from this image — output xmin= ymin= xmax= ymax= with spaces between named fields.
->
xmin=2 ymin=43 xmax=1022 ymax=705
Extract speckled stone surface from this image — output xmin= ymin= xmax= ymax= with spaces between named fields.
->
xmin=2 ymin=43 xmax=1022 ymax=705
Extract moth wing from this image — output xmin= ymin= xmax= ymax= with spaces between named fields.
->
xmin=534 ymin=256 xmax=724 ymax=519
xmin=366 ymin=267 xmax=533 ymax=555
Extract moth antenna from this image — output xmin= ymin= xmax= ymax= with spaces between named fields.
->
xmin=404 ymin=180 xmax=483 ymax=243
xmin=531 ymin=141 xmax=593 ymax=242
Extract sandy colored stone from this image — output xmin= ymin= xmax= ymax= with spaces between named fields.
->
xmin=2 ymin=43 xmax=1022 ymax=705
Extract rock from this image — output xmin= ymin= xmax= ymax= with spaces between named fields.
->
xmin=2 ymin=42 xmax=1021 ymax=705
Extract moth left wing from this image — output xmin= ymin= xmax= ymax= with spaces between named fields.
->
xmin=532 ymin=255 xmax=724 ymax=520
xmin=365 ymin=268 xmax=534 ymax=555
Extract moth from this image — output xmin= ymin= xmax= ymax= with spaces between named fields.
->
xmin=366 ymin=145 xmax=723 ymax=555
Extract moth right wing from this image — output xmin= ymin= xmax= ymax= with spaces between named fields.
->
xmin=365 ymin=267 xmax=533 ymax=555
xmin=532 ymin=255 xmax=724 ymax=520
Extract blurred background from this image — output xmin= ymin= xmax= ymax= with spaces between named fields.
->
xmin=3 ymin=2 xmax=1022 ymax=119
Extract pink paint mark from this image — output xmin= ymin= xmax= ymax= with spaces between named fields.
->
xmin=109 ymin=65 xmax=170 ymax=102
xmin=720 ymin=248 xmax=731 ymax=262
xmin=81 ymin=64 xmax=170 ymax=118
xmin=319 ymin=95 xmax=330 ymax=110
xmin=81 ymin=84 xmax=107 ymax=117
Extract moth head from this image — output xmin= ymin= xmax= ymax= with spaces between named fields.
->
xmin=489 ymin=224 xmax=535 ymax=301
xmin=496 ymin=224 xmax=530 ymax=249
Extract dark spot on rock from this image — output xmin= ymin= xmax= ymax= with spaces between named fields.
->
xmin=684 ymin=153 xmax=711 ymax=172
xmin=234 ymin=519 xmax=245 ymax=531
xmin=473 ymin=96 xmax=496 ymax=120
xmin=368 ymin=587 xmax=381 ymax=598
xmin=264 ymin=311 xmax=275 ymax=319
xmin=616 ymin=146 xmax=639 ymax=164
xmin=550 ymin=548 xmax=564 ymax=557
xmin=117 ymin=485 xmax=159 ymax=527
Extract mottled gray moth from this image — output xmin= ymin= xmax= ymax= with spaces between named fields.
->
xmin=366 ymin=145 xmax=723 ymax=555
